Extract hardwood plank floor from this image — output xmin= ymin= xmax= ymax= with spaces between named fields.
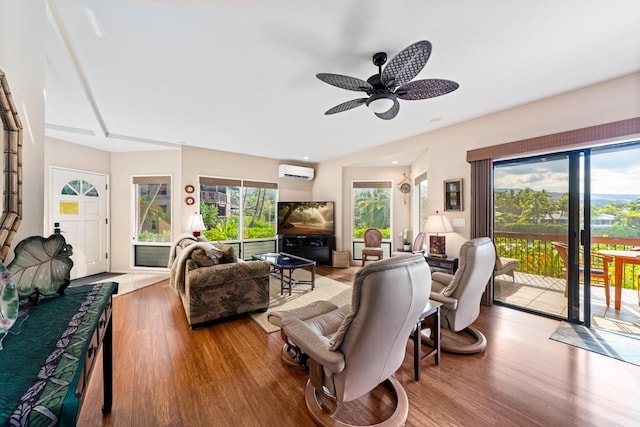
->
xmin=78 ymin=265 xmax=640 ymax=426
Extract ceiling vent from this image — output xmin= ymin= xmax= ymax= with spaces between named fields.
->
xmin=278 ymin=164 xmax=314 ymax=181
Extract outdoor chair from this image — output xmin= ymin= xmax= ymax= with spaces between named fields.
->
xmin=551 ymin=242 xmax=613 ymax=307
xmin=494 ymin=244 xmax=518 ymax=281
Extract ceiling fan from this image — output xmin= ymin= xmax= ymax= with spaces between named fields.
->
xmin=316 ymin=40 xmax=459 ymax=120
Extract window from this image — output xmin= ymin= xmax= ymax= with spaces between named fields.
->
xmin=199 ymin=177 xmax=241 ymax=241
xmin=133 ymin=176 xmax=172 ymax=243
xmin=199 ymin=177 xmax=278 ymax=241
xmin=352 ymin=181 xmax=392 ymax=239
xmin=242 ymin=181 xmax=277 ymax=239
xmin=414 ymin=172 xmax=428 ymax=229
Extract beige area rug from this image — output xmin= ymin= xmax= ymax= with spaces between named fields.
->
xmin=96 ymin=273 xmax=169 ymax=296
xmin=250 ymin=274 xmax=352 ymax=333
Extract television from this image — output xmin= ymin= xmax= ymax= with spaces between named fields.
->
xmin=277 ymin=201 xmax=334 ymax=236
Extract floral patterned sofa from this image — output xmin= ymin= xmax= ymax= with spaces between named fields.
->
xmin=168 ymin=235 xmax=270 ymax=328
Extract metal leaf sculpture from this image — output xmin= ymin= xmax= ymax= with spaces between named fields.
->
xmin=7 ymin=234 xmax=73 ymax=301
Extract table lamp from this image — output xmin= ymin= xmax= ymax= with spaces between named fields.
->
xmin=189 ymin=212 xmax=206 ymax=238
xmin=423 ymin=211 xmax=453 ymax=258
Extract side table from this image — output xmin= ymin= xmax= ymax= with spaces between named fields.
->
xmin=425 ymin=255 xmax=458 ymax=275
xmin=413 ymin=299 xmax=442 ymax=380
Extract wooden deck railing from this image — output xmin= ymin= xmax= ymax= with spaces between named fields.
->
xmin=494 ymin=232 xmax=640 ymax=290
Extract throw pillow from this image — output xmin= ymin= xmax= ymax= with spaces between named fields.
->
xmin=216 ymin=242 xmax=237 ymax=264
xmin=191 ymin=247 xmax=215 ymax=267
xmin=207 ymin=247 xmax=224 ymax=265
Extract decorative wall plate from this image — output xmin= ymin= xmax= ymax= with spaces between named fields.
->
xmin=185 ymin=196 xmax=195 ymax=206
xmin=185 ymin=184 xmax=195 ymax=194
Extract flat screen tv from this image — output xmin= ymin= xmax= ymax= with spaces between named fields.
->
xmin=277 ymin=201 xmax=334 ymax=236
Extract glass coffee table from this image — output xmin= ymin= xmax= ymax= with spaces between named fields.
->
xmin=252 ymin=252 xmax=316 ymax=295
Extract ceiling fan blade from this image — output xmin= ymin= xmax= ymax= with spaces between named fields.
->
xmin=316 ymin=73 xmax=373 ymax=93
xmin=396 ymin=79 xmax=459 ymax=100
xmin=374 ymin=98 xmax=399 ymax=120
xmin=324 ymin=98 xmax=368 ymax=115
xmin=381 ymin=40 xmax=432 ymax=89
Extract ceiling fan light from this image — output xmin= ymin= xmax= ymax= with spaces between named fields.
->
xmin=366 ymin=96 xmax=395 ymax=114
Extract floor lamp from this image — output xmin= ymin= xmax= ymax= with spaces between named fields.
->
xmin=424 ymin=211 xmax=453 ymax=258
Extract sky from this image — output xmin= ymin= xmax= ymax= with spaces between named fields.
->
xmin=494 ymin=143 xmax=640 ymax=195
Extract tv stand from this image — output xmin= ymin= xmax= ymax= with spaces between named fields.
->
xmin=278 ymin=235 xmax=336 ymax=265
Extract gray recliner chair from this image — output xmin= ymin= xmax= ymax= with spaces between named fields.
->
xmin=428 ymin=237 xmax=496 ymax=354
xmin=273 ymin=255 xmax=431 ymax=426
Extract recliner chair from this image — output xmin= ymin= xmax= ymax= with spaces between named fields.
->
xmin=275 ymin=255 xmax=431 ymax=426
xmin=428 ymin=237 xmax=496 ymax=354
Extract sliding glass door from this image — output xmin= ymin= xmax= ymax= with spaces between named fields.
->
xmin=494 ymin=141 xmax=640 ymax=327
xmin=588 ymin=143 xmax=640 ymax=330
xmin=493 ymin=153 xmax=577 ymax=320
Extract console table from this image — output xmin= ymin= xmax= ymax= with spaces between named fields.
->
xmin=0 ymin=282 xmax=118 ymax=426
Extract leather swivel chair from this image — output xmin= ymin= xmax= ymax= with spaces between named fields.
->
xmin=276 ymin=255 xmax=431 ymax=426
xmin=428 ymin=237 xmax=496 ymax=354
xmin=361 ymin=228 xmax=384 ymax=266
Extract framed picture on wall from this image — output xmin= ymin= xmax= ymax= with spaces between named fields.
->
xmin=444 ymin=178 xmax=463 ymax=211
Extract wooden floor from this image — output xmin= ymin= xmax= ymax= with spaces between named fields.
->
xmin=78 ymin=265 xmax=640 ymax=426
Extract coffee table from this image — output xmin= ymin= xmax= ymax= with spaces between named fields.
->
xmin=252 ymin=252 xmax=316 ymax=296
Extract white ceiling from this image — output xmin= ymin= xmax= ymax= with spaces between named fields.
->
xmin=44 ymin=0 xmax=640 ymax=165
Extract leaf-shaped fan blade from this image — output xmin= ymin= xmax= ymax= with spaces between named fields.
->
xmin=375 ymin=97 xmax=400 ymax=120
xmin=325 ymin=98 xmax=368 ymax=115
xmin=396 ymin=79 xmax=459 ymax=100
xmin=317 ymin=73 xmax=373 ymax=93
xmin=381 ymin=40 xmax=432 ymax=89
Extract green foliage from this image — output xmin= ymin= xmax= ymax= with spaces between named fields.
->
xmin=138 ymin=229 xmax=171 ymax=242
xmin=353 ymin=187 xmax=391 ymax=237
xmin=203 ymin=216 xmax=239 ymax=241
xmin=353 ymin=227 xmax=390 ymax=239
xmin=200 ymin=202 xmax=219 ymax=229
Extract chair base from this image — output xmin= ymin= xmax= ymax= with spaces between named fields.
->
xmin=304 ymin=377 xmax=409 ymax=427
xmin=280 ymin=342 xmax=309 ymax=370
xmin=439 ymin=326 xmax=487 ymax=354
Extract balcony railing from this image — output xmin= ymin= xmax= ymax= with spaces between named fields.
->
xmin=494 ymin=232 xmax=640 ymax=290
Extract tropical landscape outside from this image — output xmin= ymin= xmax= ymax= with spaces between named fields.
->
xmin=199 ymin=183 xmax=277 ymax=241
xmin=352 ymin=185 xmax=392 ymax=239
xmin=493 ymin=142 xmax=640 ymax=330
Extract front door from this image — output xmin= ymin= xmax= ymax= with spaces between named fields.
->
xmin=51 ymin=168 xmax=109 ymax=279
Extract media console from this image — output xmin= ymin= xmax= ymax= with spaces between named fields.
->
xmin=277 ymin=235 xmax=336 ymax=264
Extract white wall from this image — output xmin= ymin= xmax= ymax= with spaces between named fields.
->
xmin=0 ymin=1 xmax=46 ymax=261
xmin=109 ymin=150 xmax=181 ymax=272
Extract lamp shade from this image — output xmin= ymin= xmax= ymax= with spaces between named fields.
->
xmin=423 ymin=213 xmax=454 ymax=235
xmin=189 ymin=212 xmax=206 ymax=235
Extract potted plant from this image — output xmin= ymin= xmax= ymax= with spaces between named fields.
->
xmin=399 ymin=229 xmax=412 ymax=251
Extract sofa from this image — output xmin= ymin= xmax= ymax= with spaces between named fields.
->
xmin=168 ymin=235 xmax=270 ymax=328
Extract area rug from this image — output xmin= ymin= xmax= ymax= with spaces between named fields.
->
xmin=550 ymin=322 xmax=640 ymax=366
xmin=250 ymin=275 xmax=352 ymax=333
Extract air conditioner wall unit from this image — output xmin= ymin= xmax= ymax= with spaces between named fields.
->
xmin=278 ymin=164 xmax=314 ymax=181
